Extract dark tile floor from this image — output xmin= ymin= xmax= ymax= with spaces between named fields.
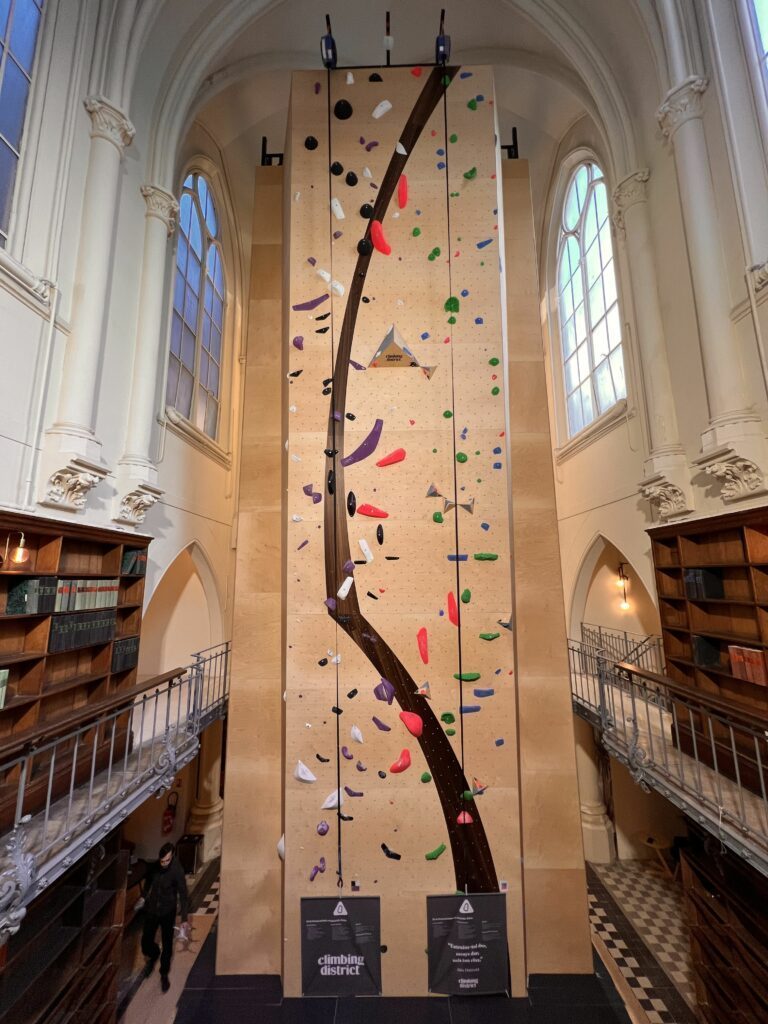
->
xmin=173 ymin=924 xmax=631 ymax=1024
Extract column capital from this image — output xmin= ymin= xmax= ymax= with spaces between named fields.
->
xmin=611 ymin=169 xmax=650 ymax=234
xmin=656 ymin=76 xmax=708 ymax=139
xmin=141 ymin=185 xmax=179 ymax=235
xmin=83 ymin=96 xmax=135 ymax=153
xmin=39 ymin=456 xmax=109 ymax=512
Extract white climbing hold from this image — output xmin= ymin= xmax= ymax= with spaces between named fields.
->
xmin=346 ymin=71 xmax=355 ymax=85
xmin=277 ymin=834 xmax=285 ymax=860
xmin=363 ymin=166 xmax=372 ymax=178
xmin=291 ymin=454 xmax=302 ymax=462
xmin=321 ymin=789 xmax=344 ymax=810
xmin=289 ymin=405 xmax=297 ymax=413
xmin=396 ymin=141 xmax=407 ymax=155
xmin=372 ymin=99 xmax=392 ymax=119
xmin=359 ymin=538 xmax=374 ymax=563
xmin=292 ymin=514 xmax=303 ymax=522
xmin=294 ymin=760 xmax=317 ymax=783
xmin=316 ymin=267 xmax=331 ymax=283
xmin=351 ymin=725 xmax=364 ymax=744
xmin=331 ymin=197 xmax=345 ymax=220
xmin=383 ymin=34 xmax=394 ymax=50
xmin=331 ymin=279 xmax=345 ymax=297
xmin=331 ymin=653 xmax=341 ymax=665
xmin=294 ymin=192 xmax=301 ymax=201
xmin=391 ymin=211 xmax=400 ymax=219
xmin=337 ymin=575 xmax=354 ymax=599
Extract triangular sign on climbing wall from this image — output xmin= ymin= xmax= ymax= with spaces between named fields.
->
xmin=334 ymin=901 xmax=348 ymax=916
xmin=459 ymin=899 xmax=474 ymax=914
xmin=368 ymin=324 xmax=436 ymax=379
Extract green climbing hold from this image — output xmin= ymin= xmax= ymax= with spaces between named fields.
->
xmin=421 ymin=772 xmax=432 ymax=783
xmin=440 ymin=712 xmax=455 ymax=724
xmin=447 ymin=315 xmax=457 ymax=325
xmin=463 ymin=167 xmax=477 ymax=180
xmin=462 ymin=790 xmax=475 ymax=802
xmin=491 ymin=386 xmax=500 ymax=396
xmin=446 ymin=728 xmax=456 ymax=736
xmin=467 ymin=98 xmax=478 ymax=110
xmin=479 ymin=631 xmax=501 ymax=641
xmin=442 ymin=74 xmax=451 ymax=86
xmin=443 ymin=409 xmax=453 ymax=418
xmin=433 ymin=511 xmax=444 ymax=524
xmin=428 ymin=247 xmax=441 ymax=261
xmin=425 ymin=842 xmax=447 ymax=861
xmin=444 ymin=296 xmax=460 ymax=313
xmin=456 ymin=452 xmax=468 ymax=463
xmin=450 ymin=191 xmax=460 ymax=197
xmin=474 ymin=553 xmax=499 ymax=561
xmin=412 ymin=227 xmax=421 ymax=236
xmin=489 ymin=357 xmax=500 ymax=366
xmin=453 ymin=672 xmax=481 ymax=682
xmin=449 ymin=133 xmax=458 ymax=143
xmin=460 ymin=589 xmax=471 ymax=604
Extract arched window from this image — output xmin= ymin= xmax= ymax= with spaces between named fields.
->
xmin=166 ymin=172 xmax=225 ymax=440
xmin=747 ymin=1 xmax=768 ymax=85
xmin=557 ymin=162 xmax=625 ymax=438
xmin=0 ymin=0 xmax=45 ymax=247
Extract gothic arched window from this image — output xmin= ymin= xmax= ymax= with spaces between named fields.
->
xmin=747 ymin=1 xmax=768 ymax=87
xmin=166 ymin=172 xmax=225 ymax=440
xmin=557 ymin=162 xmax=625 ymax=437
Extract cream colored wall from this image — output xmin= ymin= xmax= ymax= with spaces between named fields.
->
xmin=580 ymin=540 xmax=660 ymax=638
xmin=610 ymin=758 xmax=686 ymax=861
xmin=140 ymin=548 xmax=214 ymax=676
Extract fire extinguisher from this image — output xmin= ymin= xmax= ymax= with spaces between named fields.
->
xmin=162 ymin=791 xmax=178 ymax=835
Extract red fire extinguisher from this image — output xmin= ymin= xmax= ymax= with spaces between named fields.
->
xmin=162 ymin=791 xmax=179 ymax=835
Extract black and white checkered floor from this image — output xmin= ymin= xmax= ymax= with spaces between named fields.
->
xmin=587 ymin=863 xmax=697 ymax=1024
xmin=196 ymin=877 xmax=220 ymax=916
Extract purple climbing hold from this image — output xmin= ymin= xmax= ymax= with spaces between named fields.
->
xmin=341 ymin=418 xmax=384 ymax=467
xmin=292 ymin=293 xmax=329 ymax=312
xmin=341 ymin=746 xmax=353 ymax=760
xmin=349 ymin=358 xmax=366 ymax=370
xmin=343 ymin=559 xmax=355 ymax=574
xmin=374 ymin=678 xmax=395 ymax=704
xmin=344 ymin=786 xmax=364 ymax=797
xmin=324 ymin=597 xmax=337 ymax=610
xmin=317 ymin=820 xmax=330 ymax=836
xmin=372 ymin=716 xmax=391 ymax=732
xmin=292 ymin=336 xmax=304 ymax=350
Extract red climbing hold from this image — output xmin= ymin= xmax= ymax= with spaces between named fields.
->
xmin=376 ymin=448 xmax=406 ymax=467
xmin=399 ymin=711 xmax=423 ymax=737
xmin=390 ymin=749 xmax=411 ymax=773
xmin=357 ymin=503 xmax=389 ymax=518
xmin=411 ymin=66 xmax=423 ymax=77
xmin=417 ymin=627 xmax=429 ymax=664
xmin=397 ymin=174 xmax=408 ymax=210
xmin=457 ymin=811 xmax=474 ymax=825
xmin=370 ymin=220 xmax=392 ymax=255
xmin=447 ymin=592 xmax=459 ymax=626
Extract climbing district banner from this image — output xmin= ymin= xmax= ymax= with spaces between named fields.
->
xmin=427 ymin=893 xmax=509 ymax=995
xmin=301 ymin=896 xmax=382 ymax=996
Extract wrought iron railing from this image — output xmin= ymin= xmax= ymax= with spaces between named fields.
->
xmin=580 ymin=621 xmax=664 ymax=674
xmin=569 ymin=639 xmax=768 ymax=875
xmin=0 ymin=641 xmax=230 ymax=943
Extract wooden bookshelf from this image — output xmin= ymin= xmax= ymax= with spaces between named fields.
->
xmin=0 ymin=827 xmax=128 ymax=1024
xmin=0 ymin=511 xmax=150 ymax=831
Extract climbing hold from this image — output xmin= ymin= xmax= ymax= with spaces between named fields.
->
xmin=370 ymin=220 xmax=391 ymax=255
xmin=440 ymin=712 xmax=455 ymax=724
xmin=292 ymin=336 xmax=304 ymax=350
xmin=460 ymin=589 xmax=471 ymax=604
xmin=341 ymin=418 xmax=383 ymax=467
xmin=412 ymin=226 xmax=421 ymax=237
xmin=372 ymin=716 xmax=391 ymax=731
xmin=463 ymin=167 xmax=477 ymax=180
xmin=347 ymin=688 xmax=358 ymax=699
xmin=425 ymin=843 xmax=446 ymax=861
xmin=359 ymin=539 xmax=374 ymax=563
xmin=491 ymin=386 xmax=500 ymax=396
xmin=479 ymin=632 xmax=500 ymax=641
xmin=399 ymin=711 xmax=423 ymax=737
xmin=316 ymin=753 xmax=330 ymax=763
xmin=376 ymin=448 xmax=406 ymax=467
xmin=293 ymin=293 xmax=329 ymax=312
xmin=337 ymin=576 xmax=354 ymax=600
xmin=444 ymin=296 xmax=460 ymax=313
xmin=305 ymin=136 xmax=319 ymax=150
xmin=371 ymin=99 xmax=392 ymax=119
xmin=334 ymin=99 xmax=353 ymax=120
xmin=351 ymin=725 xmax=364 ymax=745
xmin=456 ymin=452 xmax=468 ymax=463
xmin=447 ymin=592 xmax=459 ymax=626
xmin=321 ymin=789 xmax=344 ymax=809
xmin=369 ymin=72 xmax=383 ymax=82
xmin=474 ymin=688 xmax=495 ymax=698
xmin=397 ymin=175 xmax=408 ymax=209
xmin=330 ymin=198 xmax=345 ymax=220
xmin=294 ymin=760 xmax=317 ymax=783
xmin=374 ymin=678 xmax=395 ymax=704
xmin=443 ymin=410 xmax=453 ymax=418
xmin=454 ymin=672 xmax=481 ymax=682
xmin=495 ymin=738 xmax=505 ymax=747
xmin=396 ymin=142 xmax=407 ymax=155
xmin=473 ymin=552 xmax=499 ymax=560
xmin=357 ymin=237 xmax=373 ymax=255
xmin=344 ymin=786 xmax=364 ymax=798
xmin=390 ymin=749 xmax=411 ymax=773
xmin=357 ymin=503 xmax=389 ymax=518
xmin=360 ymin=203 xmax=375 ymax=219
xmin=417 ymin=682 xmax=431 ymax=699
xmin=332 ymin=706 xmax=342 ymax=715
xmin=341 ymin=746 xmax=353 ymax=760
xmin=460 ymin=705 xmax=482 ymax=714
xmin=433 ymin=512 xmax=443 ymax=524
xmin=420 ymin=772 xmax=432 ymax=783
xmin=347 ymin=491 xmax=357 ymax=516
xmin=303 ymin=483 xmax=322 ymax=504
xmin=376 ymin=524 xmax=384 ymax=545
xmin=327 ymin=470 xmax=335 ymax=495
xmin=467 ymin=98 xmax=478 ymax=110
xmin=381 ymin=843 xmax=401 ymax=860
xmin=457 ymin=811 xmax=474 ymax=825
xmin=330 ymin=161 xmax=344 ymax=176
xmin=417 ymin=627 xmax=429 ymax=664
xmin=356 ymin=761 xmax=367 ymax=772
xmin=445 ymin=728 xmax=456 ymax=736
xmin=489 ymin=357 xmax=500 ymax=366
xmin=346 ymin=71 xmax=355 ymax=85
xmin=317 ymin=821 xmax=330 ymax=836
xmin=345 ymin=171 xmax=358 ymax=186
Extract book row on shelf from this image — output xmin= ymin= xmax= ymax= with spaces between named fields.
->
xmin=112 ymin=637 xmax=139 ymax=673
xmin=5 ymin=577 xmax=124 ymax=615
xmin=49 ymin=610 xmax=117 ymax=653
xmin=728 ymin=644 xmax=768 ymax=686
xmin=120 ymin=548 xmax=147 ymax=575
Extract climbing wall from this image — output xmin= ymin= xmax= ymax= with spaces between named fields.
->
xmin=283 ymin=66 xmax=524 ymax=996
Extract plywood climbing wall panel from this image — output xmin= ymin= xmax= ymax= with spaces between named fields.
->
xmin=283 ymin=66 xmax=524 ymax=996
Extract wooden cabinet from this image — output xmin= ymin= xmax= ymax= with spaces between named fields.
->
xmin=0 ymin=828 xmax=128 ymax=1024
xmin=0 ymin=512 xmax=150 ymax=831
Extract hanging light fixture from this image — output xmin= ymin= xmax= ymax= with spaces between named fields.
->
xmin=617 ymin=562 xmax=630 ymax=610
xmin=4 ymin=532 xmax=30 ymax=566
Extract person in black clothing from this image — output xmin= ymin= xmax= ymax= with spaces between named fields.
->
xmin=141 ymin=842 xmax=190 ymax=992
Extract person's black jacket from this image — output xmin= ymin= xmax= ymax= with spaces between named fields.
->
xmin=143 ymin=857 xmax=189 ymax=921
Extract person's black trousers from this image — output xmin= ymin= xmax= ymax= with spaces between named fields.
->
xmin=141 ymin=910 xmax=175 ymax=976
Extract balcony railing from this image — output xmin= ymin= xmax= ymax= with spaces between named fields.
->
xmin=569 ymin=639 xmax=768 ymax=877
xmin=580 ymin=621 xmax=664 ymax=674
xmin=0 ymin=641 xmax=230 ymax=945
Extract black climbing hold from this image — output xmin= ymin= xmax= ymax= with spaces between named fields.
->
xmin=362 ymin=296 xmax=370 ymax=303
xmin=288 ymin=370 xmax=302 ymax=378
xmin=347 ymin=688 xmax=358 ymax=699
xmin=378 ymin=770 xmax=387 ymax=778
xmin=347 ymin=491 xmax=356 ymax=516
xmin=384 ymin=555 xmax=399 ymax=560
xmin=360 ymin=203 xmax=374 ymax=219
xmin=316 ymin=753 xmax=330 ymax=763
xmin=380 ymin=945 xmax=388 ymax=953
xmin=345 ymin=171 xmax=358 ymax=186
xmin=366 ymin=591 xmax=379 ymax=600
xmin=357 ymin=237 xmax=373 ymax=256
xmin=322 ymin=386 xmax=332 ymax=395
xmin=381 ymin=843 xmax=401 ymax=860
xmin=346 ymin=412 xmax=356 ymax=420
xmin=369 ymin=73 xmax=383 ymax=82
xmin=324 ymin=448 xmax=338 ymax=457
xmin=304 ymin=135 xmax=319 ymax=150
xmin=323 ymin=377 xmax=333 ymax=386
xmin=332 ymin=705 xmax=342 ymax=715
xmin=334 ymin=98 xmax=353 ymax=120
xmin=330 ymin=161 xmax=344 ymax=176
xmin=315 ymin=326 xmax=330 ymax=334
xmin=340 ymin=813 xmax=354 ymax=821
xmin=327 ymin=470 xmax=335 ymax=495
xmin=318 ymin=658 xmax=328 ymax=666
xmin=315 ymin=311 xmax=331 ymax=321
xmin=376 ymin=524 xmax=384 ymax=545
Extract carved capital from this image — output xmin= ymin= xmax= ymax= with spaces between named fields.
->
xmin=750 ymin=259 xmax=768 ymax=294
xmin=640 ymin=480 xmax=689 ymax=519
xmin=612 ymin=169 xmax=650 ymax=234
xmin=113 ymin=481 xmax=163 ymax=525
xmin=141 ymin=185 xmax=179 ymax=236
xmin=41 ymin=457 xmax=108 ymax=511
xmin=0 ymin=817 xmax=36 ymax=947
xmin=657 ymin=77 xmax=708 ymax=139
xmin=705 ymin=457 xmax=764 ymax=502
xmin=84 ymin=96 xmax=135 ymax=153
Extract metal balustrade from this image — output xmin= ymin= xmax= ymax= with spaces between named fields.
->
xmin=0 ymin=642 xmax=230 ymax=944
xmin=580 ymin=621 xmax=664 ymax=674
xmin=569 ymin=638 xmax=768 ymax=876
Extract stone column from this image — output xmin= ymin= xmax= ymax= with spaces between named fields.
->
xmin=612 ymin=170 xmax=694 ymax=519
xmin=573 ymin=716 xmax=615 ymax=864
xmin=657 ymin=74 xmax=768 ymax=501
xmin=41 ymin=97 xmax=135 ymax=511
xmin=112 ymin=185 xmax=178 ymax=525
xmin=186 ymin=718 xmax=225 ymax=863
